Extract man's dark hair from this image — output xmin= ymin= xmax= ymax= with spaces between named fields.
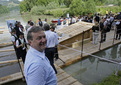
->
xmin=27 ymin=26 xmax=43 ymax=41
xmin=28 ymin=21 xmax=30 ymax=24
xmin=19 ymin=32 xmax=24 ymax=35
xmin=39 ymin=18 xmax=41 ymax=21
xmin=44 ymin=23 xmax=50 ymax=31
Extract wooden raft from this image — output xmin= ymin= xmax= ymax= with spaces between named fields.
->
xmin=0 ymin=64 xmax=82 ymax=85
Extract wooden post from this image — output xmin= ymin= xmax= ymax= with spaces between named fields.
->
xmin=81 ymin=31 xmax=84 ymax=57
xmin=99 ymin=32 xmax=102 ymax=50
xmin=112 ymin=27 xmax=116 ymax=45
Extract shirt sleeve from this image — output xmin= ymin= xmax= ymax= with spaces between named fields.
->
xmin=9 ymin=27 xmax=11 ymax=33
xmin=16 ymin=40 xmax=19 ymax=47
xmin=11 ymin=36 xmax=15 ymax=42
xmin=27 ymin=64 xmax=46 ymax=85
xmin=19 ymin=27 xmax=22 ymax=32
xmin=54 ymin=33 xmax=59 ymax=45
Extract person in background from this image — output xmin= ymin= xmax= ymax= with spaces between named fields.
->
xmin=72 ymin=16 xmax=76 ymax=24
xmin=44 ymin=23 xmax=58 ymax=74
xmin=92 ymin=19 xmax=99 ymax=44
xmin=14 ymin=21 xmax=21 ymax=38
xmin=11 ymin=29 xmax=18 ymax=52
xmin=25 ymin=21 xmax=31 ymax=31
xmin=8 ymin=23 xmax=14 ymax=34
xmin=24 ymin=26 xmax=57 ymax=85
xmin=27 ymin=22 xmax=34 ymax=34
xmin=100 ymin=17 xmax=107 ymax=43
xmin=50 ymin=25 xmax=59 ymax=60
xmin=43 ymin=18 xmax=47 ymax=26
xmin=38 ymin=18 xmax=43 ymax=27
xmin=16 ymin=32 xmax=27 ymax=63
xmin=18 ymin=21 xmax=24 ymax=33
xmin=63 ymin=17 xmax=66 ymax=25
xmin=58 ymin=17 xmax=61 ymax=25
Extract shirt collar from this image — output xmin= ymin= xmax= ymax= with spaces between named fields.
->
xmin=30 ymin=46 xmax=45 ymax=59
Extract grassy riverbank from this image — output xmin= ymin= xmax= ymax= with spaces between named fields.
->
xmin=92 ymin=71 xmax=121 ymax=85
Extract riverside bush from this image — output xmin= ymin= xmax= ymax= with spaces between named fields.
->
xmin=44 ymin=8 xmax=69 ymax=17
xmin=0 ymin=5 xmax=9 ymax=14
xmin=46 ymin=2 xmax=59 ymax=9
xmin=52 ymin=10 xmax=64 ymax=17
xmin=31 ymin=6 xmax=46 ymax=15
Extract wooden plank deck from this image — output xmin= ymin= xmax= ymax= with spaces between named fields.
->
xmin=55 ymin=30 xmax=121 ymax=68
xmin=0 ymin=64 xmax=82 ymax=85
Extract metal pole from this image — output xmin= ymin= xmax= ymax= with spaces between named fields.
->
xmin=81 ymin=31 xmax=84 ymax=57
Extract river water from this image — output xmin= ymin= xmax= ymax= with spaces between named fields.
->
xmin=63 ymin=44 xmax=121 ymax=85
xmin=0 ymin=10 xmax=57 ymax=44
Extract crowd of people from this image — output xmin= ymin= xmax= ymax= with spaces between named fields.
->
xmin=91 ymin=12 xmax=121 ymax=44
xmin=7 ymin=11 xmax=121 ymax=84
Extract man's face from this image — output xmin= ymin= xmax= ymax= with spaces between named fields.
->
xmin=29 ymin=31 xmax=47 ymax=52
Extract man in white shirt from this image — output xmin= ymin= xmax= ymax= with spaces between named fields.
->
xmin=44 ymin=23 xmax=59 ymax=74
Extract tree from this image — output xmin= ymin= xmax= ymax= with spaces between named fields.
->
xmin=69 ymin=0 xmax=86 ymax=15
xmin=85 ymin=0 xmax=96 ymax=14
xmin=63 ymin=0 xmax=72 ymax=7
xmin=19 ymin=1 xmax=27 ymax=13
xmin=24 ymin=0 xmax=38 ymax=11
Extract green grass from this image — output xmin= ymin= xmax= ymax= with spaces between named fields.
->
xmin=92 ymin=71 xmax=121 ymax=85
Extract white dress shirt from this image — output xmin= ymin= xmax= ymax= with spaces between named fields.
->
xmin=45 ymin=30 xmax=59 ymax=48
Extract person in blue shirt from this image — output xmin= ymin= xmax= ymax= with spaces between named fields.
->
xmin=24 ymin=26 xmax=57 ymax=85
xmin=57 ymin=17 xmax=61 ymax=25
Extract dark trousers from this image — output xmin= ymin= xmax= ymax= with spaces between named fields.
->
xmin=101 ymin=31 xmax=106 ymax=42
xmin=45 ymin=48 xmax=57 ymax=74
xmin=16 ymin=49 xmax=26 ymax=63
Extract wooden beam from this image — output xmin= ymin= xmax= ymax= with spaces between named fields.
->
xmin=0 ymin=72 xmax=23 ymax=85
xmin=0 ymin=49 xmax=14 ymax=52
xmin=0 ymin=42 xmax=12 ymax=48
xmin=0 ymin=27 xmax=5 ymax=29
xmin=0 ymin=59 xmax=22 ymax=65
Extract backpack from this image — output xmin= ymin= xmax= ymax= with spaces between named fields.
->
xmin=106 ymin=26 xmax=110 ymax=32
xmin=100 ymin=22 xmax=104 ymax=31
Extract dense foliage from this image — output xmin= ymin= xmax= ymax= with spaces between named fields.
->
xmin=19 ymin=0 xmax=121 ymax=17
xmin=0 ymin=4 xmax=9 ymax=15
